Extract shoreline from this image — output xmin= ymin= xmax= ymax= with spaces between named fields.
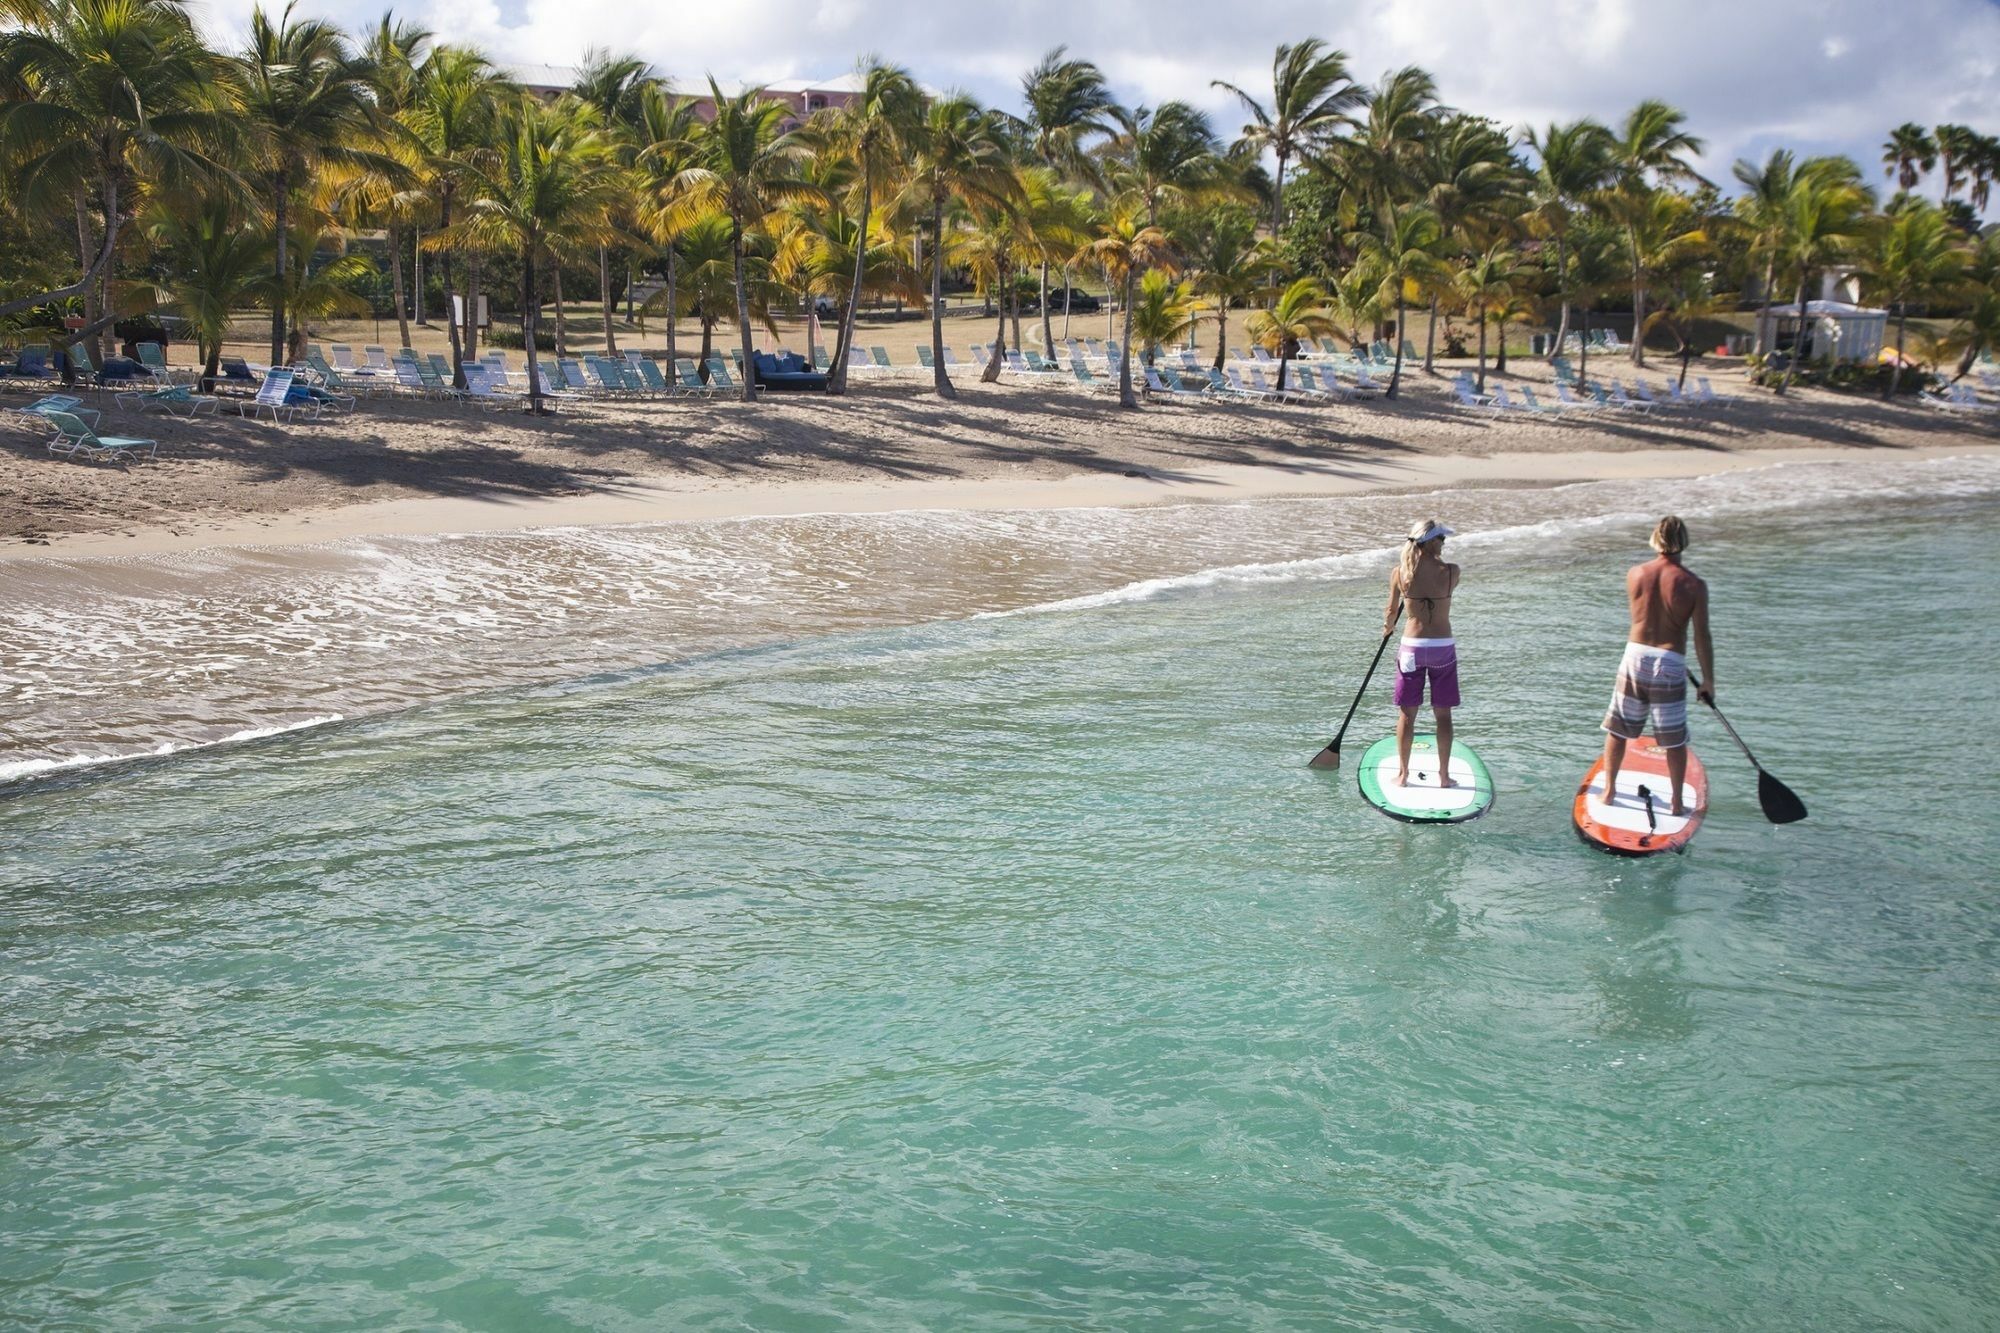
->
xmin=9 ymin=441 xmax=1996 ymax=561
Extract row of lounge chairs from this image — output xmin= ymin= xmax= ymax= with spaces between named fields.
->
xmin=1452 ymin=371 xmax=1735 ymax=418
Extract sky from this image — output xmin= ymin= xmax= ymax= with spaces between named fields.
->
xmin=193 ymin=0 xmax=2000 ymax=203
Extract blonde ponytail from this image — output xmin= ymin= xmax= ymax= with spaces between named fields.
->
xmin=1399 ymin=518 xmax=1443 ymax=586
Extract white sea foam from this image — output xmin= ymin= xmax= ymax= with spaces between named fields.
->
xmin=0 ymin=715 xmax=345 ymax=786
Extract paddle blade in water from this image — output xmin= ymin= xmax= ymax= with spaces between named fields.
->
xmin=1758 ymin=769 xmax=1808 ymax=824
xmin=1308 ymin=742 xmax=1341 ymax=770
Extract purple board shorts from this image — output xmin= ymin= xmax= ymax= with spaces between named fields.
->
xmin=1393 ymin=640 xmax=1460 ymax=709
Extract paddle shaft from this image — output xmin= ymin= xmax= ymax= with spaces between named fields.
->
xmin=1311 ymin=600 xmax=1402 ymax=766
xmin=1687 ymin=670 xmax=1756 ymax=770
xmin=1689 ymin=668 xmax=1808 ymax=823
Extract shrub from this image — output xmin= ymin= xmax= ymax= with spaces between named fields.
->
xmin=485 ymin=324 xmax=556 ymax=351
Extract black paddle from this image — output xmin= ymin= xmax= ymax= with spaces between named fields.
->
xmin=1309 ymin=602 xmax=1401 ymax=769
xmin=1690 ymin=673 xmax=1808 ymax=824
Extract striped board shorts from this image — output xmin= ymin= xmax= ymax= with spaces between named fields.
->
xmin=1601 ymin=642 xmax=1688 ymax=749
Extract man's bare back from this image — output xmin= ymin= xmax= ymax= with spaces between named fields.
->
xmin=1627 ymin=555 xmax=1707 ymax=655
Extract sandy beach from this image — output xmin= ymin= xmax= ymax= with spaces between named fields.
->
xmin=6 ymin=359 xmax=1995 ymax=559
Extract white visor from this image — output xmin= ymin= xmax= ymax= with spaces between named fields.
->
xmin=1408 ymin=522 xmax=1454 ymax=545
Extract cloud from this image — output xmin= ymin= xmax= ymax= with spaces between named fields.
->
xmin=192 ymin=0 xmax=2000 ymax=200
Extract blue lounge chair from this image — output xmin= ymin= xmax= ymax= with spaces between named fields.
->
xmin=42 ymin=410 xmax=159 ymax=463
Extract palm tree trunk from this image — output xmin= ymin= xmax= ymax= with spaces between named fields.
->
xmin=1753 ymin=254 xmax=1776 ymax=355
xmin=731 ymin=215 xmax=756 ymax=403
xmin=439 ymin=187 xmax=464 ymax=385
xmin=1213 ymin=304 xmax=1228 ymax=371
xmin=1631 ymin=278 xmax=1647 ymax=367
xmin=930 ymin=202 xmax=953 ymax=399
xmin=1579 ymin=304 xmax=1590 ymax=388
xmin=698 ymin=319 xmax=713 ymax=381
xmin=73 ymin=190 xmax=101 ymax=363
xmin=553 ymin=265 xmax=566 ymax=359
xmin=524 ymin=244 xmax=545 ymax=415
xmin=599 ymin=245 xmax=618 ymax=355
xmin=665 ymin=246 xmax=678 ymax=370
xmin=414 ymin=225 xmax=427 ymax=326
xmin=1278 ymin=348 xmax=1289 ymax=392
xmin=270 ymin=176 xmax=289 ymax=368
xmin=1117 ymin=266 xmax=1139 ymax=409
xmin=1679 ymin=336 xmax=1694 ymax=390
xmin=1888 ymin=308 xmax=1907 ymax=399
xmin=832 ymin=158 xmax=872 ymax=396
xmin=389 ymin=224 xmax=412 ymax=349
xmin=1388 ymin=295 xmax=1406 ymax=398
xmin=1550 ymin=234 xmax=1570 ymax=358
xmin=1777 ymin=268 xmax=1808 ymax=395
xmin=1421 ymin=296 xmax=1438 ymax=373
xmin=1039 ymin=260 xmax=1054 ymax=354
xmin=982 ymin=260 xmax=1006 ymax=383
xmin=1496 ymin=318 xmax=1509 ymax=375
xmin=1476 ymin=303 xmax=1488 ymax=394
xmin=1272 ymin=146 xmax=1288 ymax=234
xmin=1061 ymin=264 xmax=1074 ymax=339
xmin=1010 ymin=281 xmax=1023 ymax=358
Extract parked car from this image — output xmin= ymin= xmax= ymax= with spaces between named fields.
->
xmin=1048 ymin=288 xmax=1101 ymax=314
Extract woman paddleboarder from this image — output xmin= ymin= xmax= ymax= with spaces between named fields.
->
xmin=1384 ymin=519 xmax=1461 ymax=788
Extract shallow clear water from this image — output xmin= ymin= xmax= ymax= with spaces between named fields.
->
xmin=2 ymin=465 xmax=1998 ymax=1328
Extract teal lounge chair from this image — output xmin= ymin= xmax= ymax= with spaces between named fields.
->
xmin=42 ymin=410 xmax=158 ymax=463
xmin=870 ymin=346 xmax=892 ymax=370
xmin=9 ymin=393 xmax=101 ymax=427
xmin=116 ymin=382 xmax=219 ymax=417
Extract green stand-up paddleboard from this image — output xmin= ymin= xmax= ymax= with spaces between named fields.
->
xmin=1356 ymin=733 xmax=1495 ymax=824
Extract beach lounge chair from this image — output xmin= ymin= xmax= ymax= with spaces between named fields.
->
xmin=1694 ymin=377 xmax=1734 ymax=409
xmin=915 ymin=345 xmax=935 ymax=369
xmin=1551 ymin=356 xmax=1576 ymax=384
xmin=812 ymin=346 xmax=832 ymax=372
xmin=3 ymin=345 xmax=55 ymax=380
xmin=635 ymin=358 xmax=673 ymax=395
xmin=870 ymin=346 xmax=893 ymax=371
xmin=365 ymin=346 xmax=392 ymax=371
xmin=1608 ymin=382 xmax=1654 ymax=414
xmin=1293 ymin=366 xmax=1350 ymax=402
xmin=42 ymin=410 xmax=158 ymax=464
xmin=8 ymin=393 xmax=101 ymax=427
xmin=115 ymin=382 xmax=219 ymax=417
xmin=1069 ymin=361 xmax=1112 ymax=394
xmin=706 ymin=358 xmax=746 ymax=392
xmin=1454 ymin=382 xmax=1499 ymax=413
xmin=330 ymin=344 xmax=357 ymax=370
xmin=672 ymin=358 xmax=715 ymax=395
xmin=1554 ymin=383 xmax=1602 ymax=412
xmin=231 ymin=367 xmax=303 ymax=422
xmin=219 ymin=356 xmax=259 ymax=385
xmin=1142 ymin=366 xmax=1197 ymax=400
xmin=1249 ymin=366 xmax=1320 ymax=404
xmin=1517 ymin=386 xmax=1565 ymax=417
xmin=1223 ymin=368 xmax=1282 ymax=402
xmin=133 ymin=341 xmax=191 ymax=385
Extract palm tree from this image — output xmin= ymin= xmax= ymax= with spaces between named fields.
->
xmin=1609 ymin=100 xmax=1704 ymax=365
xmin=0 ymin=0 xmax=236 ymax=360
xmin=630 ymin=83 xmax=700 ymax=375
xmin=665 ymin=81 xmax=820 ymax=402
xmin=1935 ymin=123 xmax=1977 ymax=202
xmin=277 ymin=224 xmax=374 ymax=363
xmin=1641 ymin=267 xmax=1733 ymax=390
xmin=1246 ymin=276 xmax=1334 ymax=390
xmin=1100 ymin=101 xmax=1228 ymax=405
xmin=1127 ymin=268 xmax=1203 ymax=368
xmin=1211 ymin=39 xmax=1362 ymax=232
xmin=1350 ymin=204 xmax=1447 ymax=397
xmin=1178 ymin=205 xmax=1272 ymax=368
xmin=1943 ymin=233 xmax=2000 ymax=379
xmin=233 ymin=3 xmax=390 ymax=367
xmin=1453 ymin=241 xmax=1520 ymax=393
xmin=1968 ymin=135 xmax=2000 ymax=216
xmin=646 ymin=211 xmax=766 ymax=381
xmin=1525 ymin=118 xmax=1614 ymax=358
xmin=1083 ymin=205 xmax=1177 ymax=403
xmin=1863 ymin=200 xmax=1967 ymax=397
xmin=1020 ymin=47 xmax=1112 ymax=351
xmin=357 ymin=15 xmax=432 ymax=349
xmin=1732 ymin=149 xmax=1803 ymax=354
xmin=1883 ymin=122 xmax=1936 ymax=193
xmin=1335 ymin=65 xmax=1440 ymax=217
xmin=1565 ymin=223 xmax=1624 ymax=390
xmin=822 ymin=61 xmax=920 ymax=392
xmin=142 ymin=197 xmax=271 ymax=390
xmin=406 ymin=46 xmax=511 ymax=385
xmin=438 ymin=95 xmax=624 ymax=413
xmin=1327 ymin=260 xmax=1387 ymax=353
xmin=1487 ymin=290 xmax=1537 ymax=375
xmin=894 ymin=94 xmax=1018 ymax=398
xmin=1770 ymin=163 xmax=1873 ymax=394
xmin=1600 ymin=185 xmax=1707 ymax=367
xmin=1417 ymin=113 xmax=1520 ymax=370
xmin=569 ymin=48 xmax=655 ymax=357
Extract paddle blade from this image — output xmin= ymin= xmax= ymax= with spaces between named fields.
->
xmin=1758 ymin=769 xmax=1808 ymax=824
xmin=1308 ymin=741 xmax=1342 ymax=770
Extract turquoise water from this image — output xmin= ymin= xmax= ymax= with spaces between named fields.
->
xmin=3 ymin=476 xmax=1998 ymax=1328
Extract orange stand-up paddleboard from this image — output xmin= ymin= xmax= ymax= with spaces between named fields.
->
xmin=1573 ymin=737 xmax=1708 ymax=856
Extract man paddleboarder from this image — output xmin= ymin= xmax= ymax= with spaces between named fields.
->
xmin=1600 ymin=516 xmax=1715 ymax=815
xmin=1385 ymin=519 xmax=1460 ymax=788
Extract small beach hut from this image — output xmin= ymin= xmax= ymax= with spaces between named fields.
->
xmin=1755 ymin=299 xmax=1887 ymax=366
